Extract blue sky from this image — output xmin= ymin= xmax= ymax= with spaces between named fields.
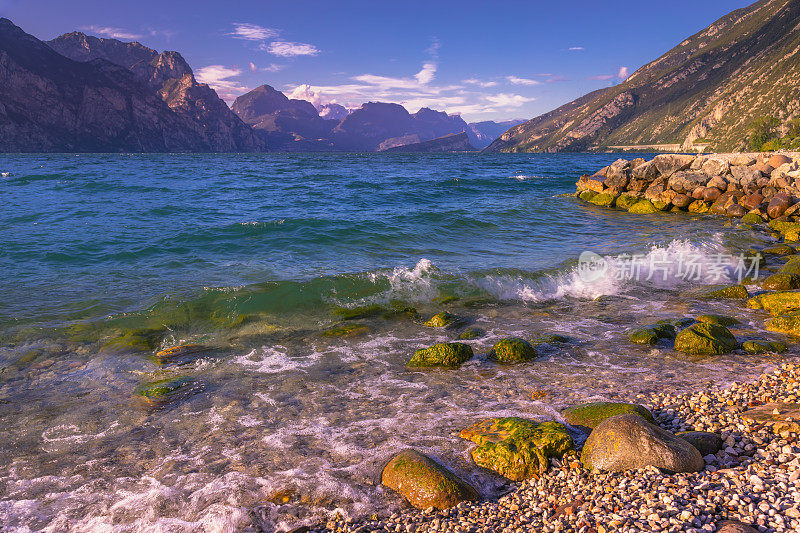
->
xmin=1 ymin=0 xmax=752 ymax=122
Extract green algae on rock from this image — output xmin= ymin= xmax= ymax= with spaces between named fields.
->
xmin=333 ymin=304 xmax=389 ymax=321
xmin=424 ymin=311 xmax=464 ymax=328
xmin=674 ymin=322 xmax=737 ymax=355
xmin=628 ymin=324 xmax=676 ymax=345
xmin=742 ymin=340 xmax=788 ymax=354
xmin=747 ymin=291 xmax=800 ymax=316
xmin=102 ymin=328 xmax=165 ymax=353
xmin=701 ymin=285 xmax=749 ymax=299
xmin=488 ymin=337 xmax=537 ymax=363
xmin=581 ymin=414 xmax=704 ymax=473
xmin=459 ymin=417 xmax=573 ymax=481
xmin=457 ymin=327 xmax=485 ymax=340
xmin=531 ymin=334 xmax=570 ymax=345
xmin=762 ymin=272 xmax=800 ymax=291
xmin=407 ymin=343 xmax=474 ymax=368
xmin=697 ymin=314 xmax=739 ymax=327
xmin=765 ymin=313 xmax=800 ymax=337
xmin=381 ymin=450 xmax=478 ymax=510
xmin=578 ymin=190 xmax=598 ymax=202
xmin=134 ymin=376 xmax=202 ymax=407
xmin=615 ymin=194 xmax=640 ymax=210
xmin=322 ymin=324 xmax=371 ymax=338
xmin=562 ymin=402 xmax=654 ymax=433
xmin=588 ymin=193 xmax=616 ymax=207
xmin=628 ymin=200 xmax=659 ymax=214
xmin=153 ymin=344 xmax=210 ymax=364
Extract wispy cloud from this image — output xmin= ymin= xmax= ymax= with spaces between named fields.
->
xmin=618 ymin=66 xmax=630 ymax=79
xmin=588 ymin=74 xmax=615 ymax=81
xmin=506 ymin=76 xmax=540 ymax=86
xmin=588 ymin=67 xmax=630 ymax=82
xmin=228 ymin=23 xmax=279 ymax=41
xmin=249 ymin=61 xmax=283 ymax=73
xmin=195 ymin=65 xmax=250 ymax=101
xmin=80 ymin=25 xmax=142 ymax=40
xmin=486 ymin=93 xmax=535 ymax=107
xmin=568 ymin=46 xmax=585 ymax=51
xmin=463 ymin=78 xmax=498 ymax=88
xmin=262 ymin=41 xmax=320 ymax=57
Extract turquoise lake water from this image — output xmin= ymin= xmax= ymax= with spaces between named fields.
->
xmin=0 ymin=153 xmax=788 ymax=531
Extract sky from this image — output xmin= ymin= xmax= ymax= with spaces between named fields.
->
xmin=0 ymin=0 xmax=753 ymax=122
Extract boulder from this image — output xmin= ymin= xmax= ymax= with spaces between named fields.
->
xmin=628 ymin=324 xmax=676 ymax=345
xmin=740 ymin=193 xmax=764 ymax=210
xmin=782 ymin=256 xmax=800 ymax=275
xmin=702 ymin=285 xmax=749 ymax=299
xmin=696 ymin=314 xmax=738 ymax=327
xmin=742 ymin=212 xmax=765 ymax=224
xmin=381 ymin=450 xmax=478 ymax=510
xmin=741 ymin=402 xmax=800 ymax=436
xmin=562 ymin=402 xmax=654 ymax=433
xmin=134 ymin=376 xmax=202 ymax=408
xmin=460 ymin=417 xmax=573 ymax=480
xmin=424 ymin=312 xmax=464 ymax=328
xmin=488 ymin=337 xmax=537 ymax=363
xmin=762 ymin=272 xmax=800 ymax=291
xmin=408 ymin=343 xmax=474 ymax=368
xmin=702 ymin=187 xmax=723 ymax=202
xmin=707 ymin=175 xmax=728 ymax=190
xmin=672 ymin=193 xmax=692 ymax=209
xmin=727 ymin=204 xmax=748 ymax=218
xmin=688 ymin=200 xmax=710 ymax=213
xmin=768 ymin=154 xmax=792 ymax=168
xmin=668 ymin=171 xmax=708 ymax=194
xmin=701 ymin=158 xmax=730 ymax=177
xmin=710 ymin=191 xmax=743 ymax=215
xmin=579 ymin=190 xmax=598 ymax=202
xmin=588 ymin=192 xmax=616 ymax=207
xmin=731 ymin=154 xmax=757 ymax=166
xmin=457 ymin=327 xmax=486 ymax=340
xmin=747 ymin=291 xmax=800 ymax=315
xmin=604 ymin=161 xmax=630 ymax=189
xmin=676 ymin=431 xmax=723 ymax=456
xmin=631 ymin=161 xmax=658 ymax=180
xmin=653 ymin=154 xmax=695 ymax=177
xmin=742 ymin=340 xmax=788 ymax=354
xmin=102 ymin=327 xmax=164 ymax=353
xmin=674 ymin=322 xmax=737 ymax=355
xmin=629 ymin=200 xmax=659 ymax=214
xmin=616 ymin=194 xmax=640 ymax=210
xmin=730 ymin=165 xmax=762 ymax=187
xmin=627 ymin=178 xmax=652 ymax=192
xmin=585 ymin=175 xmax=607 ymax=193
xmin=765 ymin=313 xmax=800 ymax=336
xmin=767 ymin=193 xmax=792 ymax=219
xmin=644 ymin=176 xmax=669 ymax=201
xmin=580 ymin=414 xmax=704 ymax=473
xmin=716 ymin=521 xmax=759 ymax=533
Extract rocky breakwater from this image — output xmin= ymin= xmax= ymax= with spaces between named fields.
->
xmin=576 ymin=153 xmax=800 ymax=225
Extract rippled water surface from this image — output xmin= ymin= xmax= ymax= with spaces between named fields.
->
xmin=0 ymin=153 xmax=790 ymax=532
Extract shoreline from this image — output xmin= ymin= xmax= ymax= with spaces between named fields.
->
xmin=313 ymin=152 xmax=800 ymax=533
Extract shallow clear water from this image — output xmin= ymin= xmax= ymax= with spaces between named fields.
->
xmin=0 ymin=153 xmax=791 ymax=532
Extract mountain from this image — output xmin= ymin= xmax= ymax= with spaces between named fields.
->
xmin=0 ymin=18 xmax=221 ymax=152
xmin=380 ymin=132 xmax=476 ymax=153
xmin=486 ymin=0 xmax=800 ymax=153
xmin=468 ymin=119 xmax=525 ymax=149
xmin=48 ymin=31 xmax=263 ymax=152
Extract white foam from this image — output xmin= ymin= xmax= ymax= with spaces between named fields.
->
xmin=1 ymin=172 xmax=10 ymax=178
xmin=233 ymin=346 xmax=315 ymax=374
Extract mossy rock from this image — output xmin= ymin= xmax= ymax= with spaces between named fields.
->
xmin=382 ymin=306 xmax=420 ymax=321
xmin=323 ymin=324 xmax=371 ymax=338
xmin=457 ymin=327 xmax=486 ymax=340
xmin=747 ymin=291 xmax=800 ymax=316
xmin=780 ymin=257 xmax=800 ymax=276
xmin=769 ymin=220 xmax=800 ymax=236
xmin=616 ymin=194 xmax=640 ymax=210
xmin=588 ymin=193 xmax=616 ymax=207
xmin=762 ymin=244 xmax=796 ymax=256
xmin=674 ymin=322 xmax=737 ymax=355
xmin=433 ymin=295 xmax=460 ymax=305
xmin=488 ymin=337 xmax=537 ymax=363
xmin=408 ymin=343 xmax=474 ymax=368
xmin=688 ymin=201 xmax=710 ymax=214
xmin=424 ymin=311 xmax=464 ymax=328
xmin=64 ymin=322 xmax=102 ymax=342
xmin=134 ymin=376 xmax=202 ymax=407
xmin=742 ymin=340 xmax=788 ymax=354
xmin=765 ymin=313 xmax=800 ymax=337
xmin=579 ymin=190 xmax=598 ymax=202
xmin=102 ymin=328 xmax=164 ymax=352
xmin=702 ymin=285 xmax=749 ymax=300
xmin=628 ymin=324 xmax=676 ymax=345
xmin=381 ymin=450 xmax=478 ymax=510
xmin=210 ymin=310 xmax=255 ymax=329
xmin=562 ymin=402 xmax=654 ymax=433
xmin=153 ymin=344 xmax=210 ymax=364
xmin=628 ymin=200 xmax=658 ymax=214
xmin=459 ymin=417 xmax=573 ymax=481
xmin=652 ymin=200 xmax=670 ymax=211
xmin=697 ymin=314 xmax=739 ymax=327
xmin=332 ymin=304 xmax=388 ymax=321
xmin=742 ymin=213 xmax=764 ymax=224
xmin=657 ymin=317 xmax=696 ymax=329
xmin=763 ymin=273 xmax=800 ymax=291
xmin=531 ymin=334 xmax=570 ymax=345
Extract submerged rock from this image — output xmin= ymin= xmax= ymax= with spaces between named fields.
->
xmin=562 ymin=402 xmax=654 ymax=433
xmin=580 ymin=414 xmax=704 ymax=473
xmin=457 ymin=327 xmax=486 ymax=340
xmin=424 ymin=311 xmax=465 ymax=328
xmin=488 ymin=337 xmax=537 ymax=363
xmin=531 ymin=334 xmax=570 ymax=345
xmin=742 ymin=340 xmax=788 ymax=354
xmin=674 ymin=322 xmax=737 ymax=355
xmin=459 ymin=417 xmax=573 ymax=481
xmin=322 ymin=324 xmax=371 ymax=338
xmin=615 ymin=194 xmax=640 ymax=210
xmin=134 ymin=376 xmax=202 ymax=408
xmin=676 ymin=431 xmax=723 ymax=456
xmin=333 ymin=304 xmax=388 ymax=320
xmin=381 ymin=450 xmax=478 ymax=510
xmin=628 ymin=324 xmax=676 ymax=345
xmin=153 ymin=344 xmax=210 ymax=363
xmin=102 ymin=328 xmax=164 ymax=352
xmin=407 ymin=342 xmax=474 ymax=368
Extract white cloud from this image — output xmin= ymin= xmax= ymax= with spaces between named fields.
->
xmin=463 ymin=78 xmax=498 ymax=88
xmin=80 ymin=25 xmax=142 ymax=40
xmin=263 ymin=41 xmax=320 ymax=57
xmin=287 ymin=84 xmax=324 ymax=107
xmin=249 ymin=61 xmax=283 ymax=73
xmin=588 ymin=74 xmax=615 ymax=81
xmin=195 ymin=65 xmax=250 ymax=101
xmin=506 ymin=76 xmax=540 ymax=86
xmin=228 ymin=23 xmax=279 ymax=41
xmin=568 ymin=46 xmax=585 ymax=51
xmin=415 ymin=62 xmax=436 ymax=85
xmin=618 ymin=66 xmax=630 ymax=79
xmin=486 ymin=93 xmax=535 ymax=107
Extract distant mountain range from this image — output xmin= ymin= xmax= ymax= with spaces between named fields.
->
xmin=486 ymin=0 xmax=800 ymax=153
xmin=0 ymin=18 xmax=518 ymax=153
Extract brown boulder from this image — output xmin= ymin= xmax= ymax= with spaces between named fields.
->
xmin=702 ymin=187 xmax=723 ymax=202
xmin=701 ymin=158 xmax=730 ymax=177
xmin=716 ymin=521 xmax=759 ymax=533
xmin=631 ymin=161 xmax=658 ymax=180
xmin=758 ymin=164 xmax=775 ymax=175
xmin=627 ymin=178 xmax=651 ymax=192
xmin=730 ymin=165 xmax=763 ymax=186
xmin=740 ymin=193 xmax=765 ymax=211
xmin=668 ymin=171 xmax=709 ymax=194
xmin=585 ymin=175 xmax=607 ymax=193
xmin=727 ymin=204 xmax=747 ymax=218
xmin=672 ymin=194 xmax=692 ymax=208
xmin=381 ymin=450 xmax=478 ymax=510
xmin=769 ymin=154 xmax=792 ymax=168
xmin=644 ymin=176 xmax=669 ymax=201
xmin=710 ymin=191 xmax=743 ymax=215
xmin=692 ymin=187 xmax=706 ymax=200
xmin=768 ymin=193 xmax=792 ymax=219
xmin=707 ymin=175 xmax=728 ymax=190
xmin=731 ymin=154 xmax=757 ymax=166
xmin=653 ymin=154 xmax=695 ymax=178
